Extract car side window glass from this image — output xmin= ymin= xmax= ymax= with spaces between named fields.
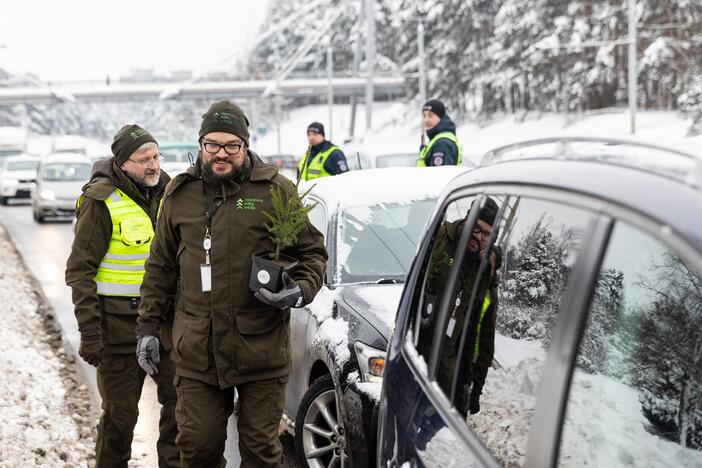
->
xmin=409 ymin=194 xmax=595 ymax=467
xmin=558 ymin=222 xmax=702 ymax=467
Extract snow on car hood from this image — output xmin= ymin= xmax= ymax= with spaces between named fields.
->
xmin=341 ymin=283 xmax=404 ymax=339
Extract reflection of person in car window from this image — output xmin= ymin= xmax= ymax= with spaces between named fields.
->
xmin=419 ymin=197 xmax=500 ymax=417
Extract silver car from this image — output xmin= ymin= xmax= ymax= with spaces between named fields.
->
xmin=0 ymin=155 xmax=40 ymax=205
xmin=284 ymin=166 xmax=469 ymax=467
xmin=32 ymin=153 xmax=91 ymax=223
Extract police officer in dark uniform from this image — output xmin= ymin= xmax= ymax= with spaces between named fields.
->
xmin=297 ymin=122 xmax=349 ymax=181
xmin=418 ymin=99 xmax=462 ymax=167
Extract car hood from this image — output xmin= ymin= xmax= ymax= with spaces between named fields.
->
xmin=340 ymin=283 xmax=404 ymax=340
xmin=41 ymin=180 xmax=84 ymax=200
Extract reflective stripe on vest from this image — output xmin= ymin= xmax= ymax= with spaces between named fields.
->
xmin=298 ymin=145 xmax=339 ymax=181
xmin=472 ymin=294 xmax=492 ymax=361
xmin=417 ymin=132 xmax=462 ymax=167
xmin=93 ymin=188 xmax=154 ymax=297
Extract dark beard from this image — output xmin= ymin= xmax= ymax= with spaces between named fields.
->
xmin=201 ymin=153 xmax=250 ymax=185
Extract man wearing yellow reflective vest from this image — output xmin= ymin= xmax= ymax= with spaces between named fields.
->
xmin=297 ymin=122 xmax=349 ymax=181
xmin=418 ymin=197 xmax=500 ymax=417
xmin=418 ymin=99 xmax=462 ymax=167
xmin=65 ymin=124 xmax=178 ymax=467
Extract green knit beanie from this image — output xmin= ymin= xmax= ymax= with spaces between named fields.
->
xmin=111 ymin=124 xmax=157 ymax=165
xmin=199 ymin=100 xmax=250 ymax=146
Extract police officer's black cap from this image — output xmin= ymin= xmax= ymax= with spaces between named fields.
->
xmin=307 ymin=122 xmax=325 ymax=137
xmin=422 ymin=99 xmax=446 ymax=119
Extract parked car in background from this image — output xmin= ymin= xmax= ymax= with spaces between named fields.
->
xmin=378 ymin=137 xmax=702 ymax=468
xmin=284 ymin=166 xmax=468 ymax=468
xmin=374 ymin=152 xmax=477 ymax=169
xmin=260 ymin=153 xmax=298 ymax=180
xmin=0 ymin=155 xmax=40 ymax=205
xmin=32 ymin=153 xmax=91 ymax=223
xmin=159 ymin=141 xmax=198 ymax=177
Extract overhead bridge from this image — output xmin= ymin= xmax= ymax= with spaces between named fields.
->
xmin=0 ymin=76 xmax=406 ymax=106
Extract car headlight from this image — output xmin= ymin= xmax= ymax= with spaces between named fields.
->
xmin=354 ymin=341 xmax=386 ymax=383
xmin=2 ymin=177 xmax=18 ymax=187
xmin=40 ymin=189 xmax=55 ymax=200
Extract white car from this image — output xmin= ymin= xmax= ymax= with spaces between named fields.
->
xmin=0 ymin=155 xmax=40 ymax=205
xmin=32 ymin=153 xmax=91 ymax=223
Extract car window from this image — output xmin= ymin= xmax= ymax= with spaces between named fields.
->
xmin=337 ymin=199 xmax=435 ymax=283
xmin=7 ymin=161 xmax=39 ymax=171
xmin=41 ymin=163 xmax=91 ymax=181
xmin=558 ymin=221 xmax=702 ymax=467
xmin=408 ymin=194 xmax=594 ymax=467
xmin=161 ymin=146 xmax=197 ymax=163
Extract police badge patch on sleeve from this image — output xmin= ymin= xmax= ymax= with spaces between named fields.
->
xmin=432 ymin=152 xmax=445 ymax=166
xmin=338 ymin=160 xmax=348 ymax=172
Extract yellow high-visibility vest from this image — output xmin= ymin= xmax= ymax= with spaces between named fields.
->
xmin=91 ymin=189 xmax=153 ymax=296
xmin=417 ymin=132 xmax=462 ymax=167
xmin=298 ymin=145 xmax=339 ymax=180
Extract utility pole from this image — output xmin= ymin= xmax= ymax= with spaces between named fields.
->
xmin=327 ymin=44 xmax=334 ymax=141
xmin=275 ymin=92 xmax=282 ymax=154
xmin=364 ymin=0 xmax=375 ymax=130
xmin=628 ymin=0 xmax=637 ymax=134
xmin=418 ymin=20 xmax=427 ymax=106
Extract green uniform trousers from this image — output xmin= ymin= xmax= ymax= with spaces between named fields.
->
xmin=96 ymin=351 xmax=179 ymax=468
xmin=174 ymin=376 xmax=287 ymax=467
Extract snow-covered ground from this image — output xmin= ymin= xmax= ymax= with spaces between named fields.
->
xmin=0 ymin=224 xmax=94 ymax=467
xmin=469 ymin=334 xmax=702 ymax=467
xmin=253 ymin=103 xmax=702 ymax=163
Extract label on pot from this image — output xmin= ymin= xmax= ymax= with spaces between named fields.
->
xmin=257 ymin=270 xmax=271 ymax=285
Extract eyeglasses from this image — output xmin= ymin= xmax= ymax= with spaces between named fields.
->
xmin=128 ymin=154 xmax=165 ymax=167
xmin=472 ymin=227 xmax=492 ymax=238
xmin=201 ymin=141 xmax=244 ymax=156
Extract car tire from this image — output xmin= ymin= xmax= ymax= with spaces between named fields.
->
xmin=0 ymin=196 xmax=7 ymax=205
xmin=33 ymin=210 xmax=45 ymax=223
xmin=295 ymin=374 xmax=348 ymax=468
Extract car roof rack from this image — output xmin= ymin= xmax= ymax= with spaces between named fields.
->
xmin=480 ymin=136 xmax=702 ymax=190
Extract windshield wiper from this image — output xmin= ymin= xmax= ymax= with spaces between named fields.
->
xmin=375 ymin=278 xmax=404 ymax=284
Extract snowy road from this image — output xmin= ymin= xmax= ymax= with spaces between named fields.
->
xmin=0 ymin=201 xmax=300 ymax=466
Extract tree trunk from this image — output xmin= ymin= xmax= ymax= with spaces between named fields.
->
xmin=678 ymin=373 xmax=690 ymax=448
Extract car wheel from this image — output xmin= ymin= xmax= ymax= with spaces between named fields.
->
xmin=295 ymin=374 xmax=348 ymax=468
xmin=33 ymin=210 xmax=45 ymax=223
xmin=0 ymin=196 xmax=7 ymax=205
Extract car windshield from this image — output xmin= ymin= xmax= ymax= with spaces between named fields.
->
xmin=42 ymin=163 xmax=91 ymax=181
xmin=161 ymin=146 xmax=198 ymax=163
xmin=7 ymin=161 xmax=39 ymax=171
xmin=0 ymin=149 xmax=23 ymax=158
xmin=337 ymin=199 xmax=436 ymax=283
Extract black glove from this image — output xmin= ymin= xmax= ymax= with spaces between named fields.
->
xmin=254 ymin=272 xmax=303 ymax=309
xmin=469 ymin=384 xmax=482 ymax=415
xmin=78 ymin=321 xmax=103 ymax=367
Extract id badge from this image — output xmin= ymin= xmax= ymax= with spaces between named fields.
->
xmin=446 ymin=317 xmax=456 ymax=338
xmin=200 ymin=263 xmax=212 ymax=292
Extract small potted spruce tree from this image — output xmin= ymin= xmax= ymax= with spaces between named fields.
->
xmin=249 ymin=183 xmax=317 ymax=293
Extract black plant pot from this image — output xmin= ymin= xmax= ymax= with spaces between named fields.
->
xmin=249 ymin=250 xmax=299 ymax=293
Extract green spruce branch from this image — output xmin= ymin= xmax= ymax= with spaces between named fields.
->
xmin=262 ymin=183 xmax=317 ymax=261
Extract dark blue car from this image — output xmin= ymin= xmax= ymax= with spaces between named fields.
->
xmin=378 ymin=137 xmax=702 ymax=468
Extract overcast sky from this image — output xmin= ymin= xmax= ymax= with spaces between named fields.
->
xmin=0 ymin=0 xmax=272 ymax=82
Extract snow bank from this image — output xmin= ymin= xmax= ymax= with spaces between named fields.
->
xmin=0 ymin=225 xmax=93 ymax=467
xmin=255 ymin=103 xmax=702 ymax=164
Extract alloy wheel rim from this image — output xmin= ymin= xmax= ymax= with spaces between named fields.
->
xmin=302 ymin=388 xmax=348 ymax=468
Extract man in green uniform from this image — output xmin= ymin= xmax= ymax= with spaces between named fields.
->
xmin=65 ymin=124 xmax=178 ymax=467
xmin=419 ymin=197 xmax=500 ymax=416
xmin=297 ymin=121 xmax=349 ymax=181
xmin=136 ymin=100 xmax=328 ymax=467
